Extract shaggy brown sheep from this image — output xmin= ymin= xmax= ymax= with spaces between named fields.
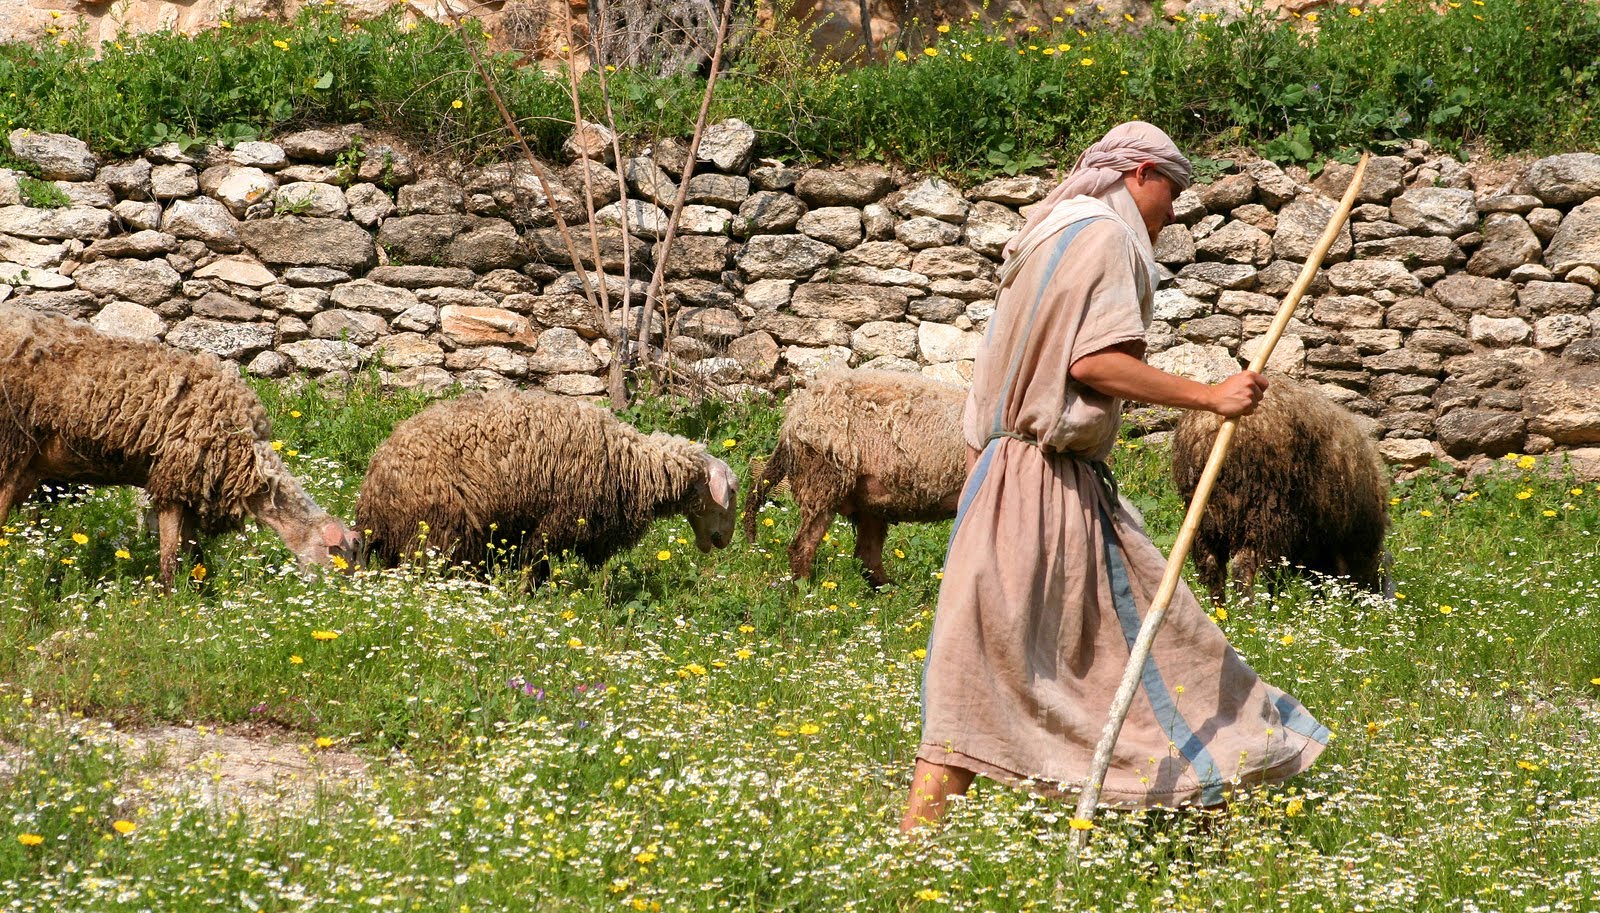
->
xmin=1171 ymin=374 xmax=1391 ymax=602
xmin=0 ymin=305 xmax=359 ymax=587
xmin=742 ymin=370 xmax=967 ymax=587
xmin=355 ymin=390 xmax=737 ymax=580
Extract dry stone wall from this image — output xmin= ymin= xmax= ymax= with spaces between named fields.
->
xmin=6 ymin=121 xmax=1600 ymax=470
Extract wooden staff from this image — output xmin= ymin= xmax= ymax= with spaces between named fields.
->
xmin=1071 ymin=153 xmax=1371 ymax=848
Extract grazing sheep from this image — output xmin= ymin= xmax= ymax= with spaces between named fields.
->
xmin=0 ymin=305 xmax=360 ymax=587
xmin=1171 ymin=374 xmax=1391 ymax=602
xmin=742 ymin=370 xmax=967 ymax=587
xmin=355 ymin=390 xmax=738 ymax=579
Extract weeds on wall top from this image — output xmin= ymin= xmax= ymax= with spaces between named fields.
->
xmin=0 ymin=0 xmax=1596 ymax=180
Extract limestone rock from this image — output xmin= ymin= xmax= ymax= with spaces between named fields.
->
xmin=1524 ymin=366 xmax=1600 ymax=444
xmin=1195 ymin=220 xmax=1272 ymax=265
xmin=311 ymin=309 xmax=389 ymax=345
xmin=192 ymin=256 xmax=276 ymax=288
xmin=1273 ymin=195 xmax=1354 ymax=262
xmin=1546 ymin=198 xmax=1600 ymax=278
xmin=968 ymin=175 xmax=1050 ymax=206
xmin=1435 ymin=408 xmax=1525 ymax=458
xmin=686 ymin=173 xmax=749 ymax=209
xmin=1390 ymin=187 xmax=1478 ymax=237
xmin=895 ymin=177 xmax=969 ymax=222
xmin=440 ymin=304 xmax=538 ymax=349
xmin=749 ymin=312 xmax=851 ymax=347
xmin=737 ymin=234 xmax=836 ymax=280
xmin=697 ymin=118 xmax=757 ymax=173
xmin=1527 ymin=153 xmax=1600 ymax=206
xmin=1468 ymin=315 xmax=1532 ymax=347
xmin=1431 ymin=274 xmax=1517 ymax=315
xmin=8 ymin=130 xmax=95 ymax=180
xmin=241 ymin=216 xmax=375 ymax=272
xmin=281 ymin=338 xmax=363 ymax=373
xmin=790 ymin=283 xmax=908 ymax=323
xmin=72 ymin=257 xmax=181 ymax=305
xmin=1149 ymin=342 xmax=1239 ymax=384
xmin=895 ymin=216 xmax=961 ymax=250
xmin=330 ymin=279 xmax=420 ymax=316
xmin=797 ymin=206 xmax=864 ymax=249
xmin=274 ymin=181 xmax=349 ymax=219
xmin=795 ymin=166 xmax=894 ymax=207
xmin=1326 ymin=260 xmax=1422 ymax=295
xmin=1519 ymin=281 xmax=1593 ymax=315
xmin=0 ymin=205 xmax=113 ymax=241
xmin=371 ymin=333 xmax=444 ymax=369
xmin=850 ymin=321 xmax=918 ymax=359
xmin=737 ymin=191 xmax=807 ymax=235
xmin=165 ymin=317 xmax=275 ymax=360
xmin=782 ymin=344 xmax=854 ymax=375
xmin=211 ymin=166 xmax=277 ymax=218
xmin=278 ymin=129 xmax=353 ymax=163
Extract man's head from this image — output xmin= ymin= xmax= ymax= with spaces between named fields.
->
xmin=1122 ymin=160 xmax=1182 ymax=242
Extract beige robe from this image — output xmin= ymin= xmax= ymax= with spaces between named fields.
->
xmin=917 ymin=188 xmax=1326 ymax=807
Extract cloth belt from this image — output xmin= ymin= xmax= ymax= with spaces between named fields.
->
xmin=982 ymin=430 xmax=1120 ymax=506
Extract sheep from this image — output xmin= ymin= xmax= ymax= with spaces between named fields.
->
xmin=1171 ymin=374 xmax=1391 ymax=602
xmin=742 ymin=370 xmax=968 ymax=587
xmin=355 ymin=389 xmax=738 ymax=580
xmin=0 ymin=305 xmax=360 ymax=588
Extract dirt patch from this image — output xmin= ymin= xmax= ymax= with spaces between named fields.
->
xmin=119 ymin=723 xmax=370 ymax=809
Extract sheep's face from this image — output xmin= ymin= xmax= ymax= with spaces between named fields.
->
xmin=249 ymin=444 xmax=362 ymax=573
xmin=684 ymin=454 xmax=738 ymax=552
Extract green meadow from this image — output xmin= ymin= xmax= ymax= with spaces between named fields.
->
xmin=1 ymin=380 xmax=1598 ymax=911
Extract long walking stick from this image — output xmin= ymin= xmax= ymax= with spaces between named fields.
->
xmin=1071 ymin=153 xmax=1370 ymax=848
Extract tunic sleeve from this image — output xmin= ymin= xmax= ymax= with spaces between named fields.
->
xmin=1064 ymin=222 xmax=1151 ymax=366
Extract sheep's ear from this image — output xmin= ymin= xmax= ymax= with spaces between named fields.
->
xmin=706 ymin=457 xmax=736 ymax=510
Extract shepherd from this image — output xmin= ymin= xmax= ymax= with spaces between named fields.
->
xmin=903 ymin=122 xmax=1328 ymax=831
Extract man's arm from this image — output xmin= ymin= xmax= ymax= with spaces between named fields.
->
xmin=1069 ymin=342 xmax=1267 ymax=418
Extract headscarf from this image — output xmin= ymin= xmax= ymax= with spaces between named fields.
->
xmin=999 ymin=121 xmax=1193 ymax=270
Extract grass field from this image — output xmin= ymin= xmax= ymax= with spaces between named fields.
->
xmin=2 ymin=381 xmax=1599 ymax=911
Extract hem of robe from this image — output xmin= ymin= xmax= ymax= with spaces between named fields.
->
xmin=914 ymin=736 xmax=1326 ymax=809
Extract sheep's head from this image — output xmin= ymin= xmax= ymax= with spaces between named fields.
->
xmin=248 ymin=443 xmax=362 ymax=573
xmin=683 ymin=453 xmax=738 ymax=552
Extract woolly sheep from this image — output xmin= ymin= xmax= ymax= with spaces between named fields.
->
xmin=1171 ymin=374 xmax=1391 ymax=602
xmin=355 ymin=389 xmax=738 ymax=579
xmin=0 ymin=305 xmax=360 ymax=587
xmin=742 ymin=370 xmax=967 ymax=587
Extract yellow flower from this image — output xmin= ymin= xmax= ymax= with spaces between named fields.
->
xmin=286 ymin=449 xmax=298 ymax=457
xmin=798 ymin=722 xmax=821 ymax=735
xmin=1439 ymin=605 xmax=1453 ymax=615
xmin=568 ymin=637 xmax=583 ymax=648
xmin=1517 ymin=455 xmax=1536 ymax=470
xmin=634 ymin=850 xmax=657 ymax=864
xmin=821 ymin=580 xmax=838 ymax=590
xmin=1058 ymin=42 xmax=1072 ymax=51
xmin=1041 ymin=47 xmax=1056 ymax=55
xmin=330 ymin=554 xmax=349 ymax=570
xmin=18 ymin=833 xmax=43 ymax=846
xmin=1305 ymin=11 xmax=1318 ymax=21
xmin=961 ymin=52 xmax=973 ymax=61
xmin=1517 ymin=759 xmax=1540 ymax=771
xmin=911 ymin=647 xmax=927 ymax=660
xmin=71 ymin=532 xmax=88 ymax=545
xmin=1516 ymin=489 xmax=1533 ymax=500
xmin=273 ymin=39 xmax=290 ymax=49
xmin=684 ymin=663 xmax=707 ymax=677
xmin=314 ymin=737 xmax=334 ymax=748
xmin=271 ymin=440 xmax=285 ymax=451
xmin=1285 ymin=798 xmax=1305 ymax=817
xmin=115 ymin=549 xmax=131 ymax=560
xmin=1349 ymin=6 xmax=1362 ymax=15
xmin=1215 ymin=606 xmax=1228 ymax=621
xmin=923 ymin=47 xmax=938 ymax=57
xmin=1590 ymin=677 xmax=1600 ymax=686
xmin=762 ymin=517 xmax=774 ymax=527
xmin=451 ymin=99 xmax=463 ymax=109
xmin=916 ymin=888 xmax=944 ymax=901
xmin=656 ymin=550 xmax=672 ymax=561
xmin=311 ymin=630 xmax=338 ymax=641
xmin=1067 ymin=817 xmax=1094 ymax=831
xmin=290 ymin=655 xmax=304 ymax=664
xmin=1279 ymin=633 xmax=1295 ymax=646
xmin=1079 ymin=57 xmax=1094 ymax=66
xmin=936 ymin=23 xmax=950 ymax=33
xmin=1053 ymin=15 xmax=1064 ymax=22
xmin=895 ymin=50 xmax=908 ymax=61
xmin=1123 ymin=12 xmax=1134 ymax=21
xmin=1571 ymin=487 xmax=1585 ymax=496
xmin=739 ymin=624 xmax=755 ymax=633
xmin=112 ymin=820 xmax=136 ymax=835
xmin=1027 ymin=24 xmax=1039 ymax=32
xmin=190 ymin=564 xmax=207 ymax=582
xmin=220 ymin=19 xmax=231 ymax=27
xmin=289 ymin=410 xmax=302 ymax=418
xmin=894 ymin=548 xmax=906 ymax=559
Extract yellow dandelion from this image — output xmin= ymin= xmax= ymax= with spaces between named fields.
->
xmin=451 ymin=99 xmax=463 ymax=109
xmin=71 ymin=532 xmax=88 ymax=545
xmin=1215 ymin=606 xmax=1228 ymax=621
xmin=1571 ymin=487 xmax=1584 ymax=496
xmin=220 ymin=19 xmax=232 ymax=27
xmin=1419 ymin=509 xmax=1433 ymax=517
xmin=1279 ymin=633 xmax=1295 ymax=646
xmin=290 ymin=655 xmax=304 ymax=664
xmin=329 ymin=554 xmax=349 ymax=571
xmin=936 ymin=23 xmax=950 ymax=33
xmin=894 ymin=548 xmax=906 ymax=559
xmin=1027 ymin=24 xmax=1040 ymax=32
xmin=739 ymin=624 xmax=755 ymax=633
xmin=112 ymin=820 xmax=136 ymax=835
xmin=1589 ymin=677 xmax=1600 ymax=686
xmin=1543 ymin=509 xmax=1558 ymax=517
xmin=271 ymin=440 xmax=285 ymax=451
xmin=1516 ymin=489 xmax=1533 ymax=500
xmin=1067 ymin=818 xmax=1094 ymax=831
xmin=1042 ymin=47 xmax=1056 ymax=55
xmin=311 ymin=630 xmax=338 ymax=641
xmin=1517 ymin=455 xmax=1536 ymax=470
xmin=1439 ymin=605 xmax=1453 ymax=615
xmin=1517 ymin=760 xmax=1539 ymax=771
xmin=961 ymin=52 xmax=973 ymax=61
xmin=684 ymin=663 xmax=707 ymax=677
xmin=568 ymin=637 xmax=583 ymax=648
xmin=289 ymin=410 xmax=302 ymax=418
xmin=1305 ymin=11 xmax=1318 ymax=21
xmin=115 ymin=549 xmax=131 ymax=560
xmin=273 ymin=39 xmax=290 ymax=49
xmin=1349 ymin=6 xmax=1362 ymax=15
xmin=821 ymin=580 xmax=838 ymax=590
xmin=916 ymin=888 xmax=944 ymax=901
xmin=923 ymin=47 xmax=938 ymax=57
xmin=895 ymin=50 xmax=908 ymax=61
xmin=762 ymin=517 xmax=775 ymax=527
xmin=911 ymin=647 xmax=927 ymax=660
xmin=1123 ymin=12 xmax=1134 ymax=21
xmin=18 ymin=833 xmax=43 ymax=846
xmin=190 ymin=564 xmax=207 ymax=582
xmin=635 ymin=850 xmax=657 ymax=864
xmin=1285 ymin=798 xmax=1305 ymax=817
xmin=1058 ymin=42 xmax=1072 ymax=51
xmin=1080 ymin=57 xmax=1094 ymax=66
xmin=314 ymin=737 xmax=334 ymax=748
xmin=656 ymin=549 xmax=672 ymax=561
xmin=798 ymin=722 xmax=821 ymax=735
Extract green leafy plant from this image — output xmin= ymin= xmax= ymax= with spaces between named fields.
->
xmin=17 ymin=175 xmax=69 ymax=208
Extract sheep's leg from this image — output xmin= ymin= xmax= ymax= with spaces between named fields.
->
xmin=156 ymin=504 xmax=197 ymax=591
xmin=1231 ymin=550 xmax=1261 ymax=603
xmin=1192 ymin=542 xmax=1228 ymax=605
xmin=787 ymin=506 xmax=834 ymax=581
xmin=853 ymin=514 xmax=891 ymax=588
xmin=0 ymin=466 xmax=37 ymax=528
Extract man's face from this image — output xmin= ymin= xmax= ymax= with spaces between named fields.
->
xmin=1122 ymin=163 xmax=1180 ymax=243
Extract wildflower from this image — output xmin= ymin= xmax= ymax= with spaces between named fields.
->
xmin=738 ymin=624 xmax=754 ymax=633
xmin=923 ymin=47 xmax=938 ymax=57
xmin=1215 ymin=606 xmax=1228 ymax=621
xmin=1027 ymin=24 xmax=1039 ymax=32
xmin=1349 ymin=6 xmax=1362 ymax=15
xmin=1305 ymin=11 xmax=1318 ymax=20
xmin=1042 ymin=47 xmax=1056 ymax=55
xmin=1067 ymin=817 xmax=1094 ymax=830
xmin=190 ymin=564 xmax=206 ymax=582
xmin=1590 ymin=677 xmax=1600 ymax=686
xmin=634 ymin=850 xmax=657 ymax=864
xmin=894 ymin=548 xmax=906 ymax=559
xmin=1516 ymin=489 xmax=1533 ymax=500
xmin=735 ymin=648 xmax=752 ymax=660
xmin=1058 ymin=42 xmax=1072 ymax=51
xmin=289 ymin=410 xmax=302 ymax=418
xmin=821 ymin=580 xmax=838 ymax=590
xmin=18 ymin=834 xmax=43 ymax=846
xmin=936 ymin=23 xmax=950 ymax=32
xmin=1123 ymin=12 xmax=1134 ymax=21
xmin=1439 ymin=605 xmax=1453 ymax=615
xmin=568 ymin=637 xmax=583 ymax=648
xmin=311 ymin=630 xmax=339 ymax=641
xmin=271 ymin=440 xmax=285 ymax=451
xmin=1285 ymin=798 xmax=1305 ymax=816
xmin=451 ymin=99 xmax=463 ymax=109
xmin=115 ymin=549 xmax=131 ymax=560
xmin=220 ymin=19 xmax=232 ymax=27
xmin=683 ymin=663 xmax=707 ymax=677
xmin=895 ymin=50 xmax=908 ymax=61
xmin=290 ymin=655 xmax=304 ymax=664
xmin=1543 ymin=509 xmax=1558 ymax=517
xmin=961 ymin=52 xmax=972 ymax=61
xmin=1572 ymin=487 xmax=1585 ymax=496
xmin=72 ymin=532 xmax=88 ymax=545
xmin=722 ymin=438 xmax=737 ymax=448
xmin=1419 ymin=509 xmax=1433 ymax=517
xmin=112 ymin=820 xmax=136 ymax=835
xmin=330 ymin=554 xmax=349 ymax=570
xmin=273 ymin=39 xmax=290 ymax=49
xmin=1517 ymin=455 xmax=1536 ymax=470
xmin=315 ymin=737 xmax=334 ymax=748
xmin=916 ymin=888 xmax=944 ymax=901
xmin=912 ymin=647 xmax=927 ymax=660
xmin=762 ymin=517 xmax=774 ymax=527
xmin=1080 ymin=57 xmax=1094 ymax=66
xmin=656 ymin=550 xmax=672 ymax=561
xmin=1517 ymin=760 xmax=1539 ymax=771
xmin=1279 ymin=633 xmax=1295 ymax=646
